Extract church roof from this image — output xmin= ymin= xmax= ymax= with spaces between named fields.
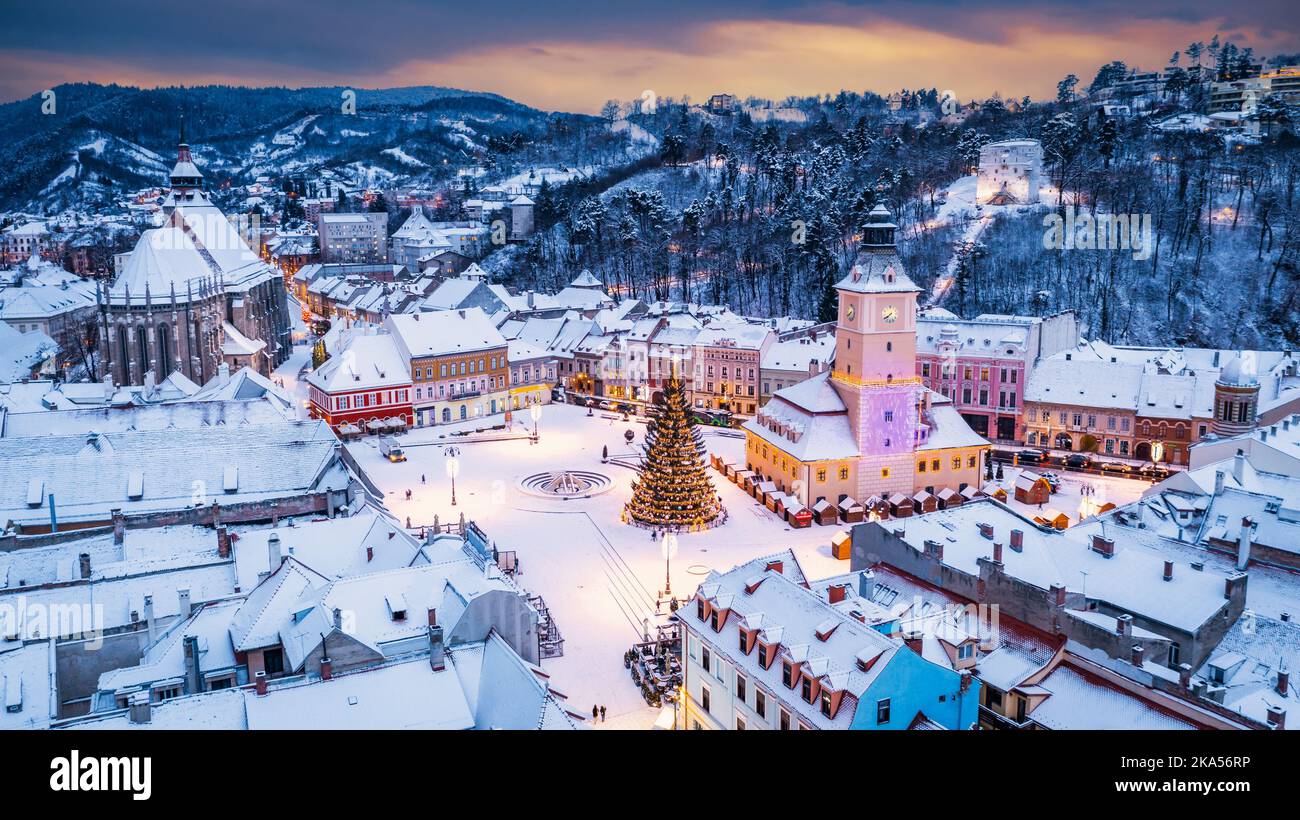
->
xmin=835 ymin=250 xmax=921 ymax=295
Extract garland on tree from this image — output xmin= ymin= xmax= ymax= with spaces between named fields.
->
xmin=623 ymin=374 xmax=725 ymax=531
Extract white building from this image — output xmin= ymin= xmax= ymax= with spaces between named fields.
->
xmin=976 ymin=139 xmax=1043 ymax=205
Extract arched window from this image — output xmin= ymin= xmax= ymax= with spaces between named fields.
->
xmin=136 ymin=325 xmax=149 ymax=380
xmin=441 ymin=408 xmax=451 ymax=423
xmin=459 ymin=405 xmax=467 ymax=420
xmin=157 ymin=324 xmax=172 ymax=375
xmin=117 ymin=326 xmax=130 ymax=382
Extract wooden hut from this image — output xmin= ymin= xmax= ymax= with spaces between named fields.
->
xmin=771 ymin=493 xmax=789 ymax=517
xmin=960 ymin=484 xmax=983 ymax=503
xmin=981 ymin=482 xmax=1008 ymax=502
xmin=1034 ymin=508 xmax=1070 ymax=530
xmin=785 ymin=499 xmax=813 ymax=528
xmin=831 ymin=531 xmax=852 ymax=560
xmin=865 ymin=495 xmax=891 ymax=521
xmin=757 ymin=481 xmax=779 ymax=509
xmin=735 ymin=470 xmax=755 ymax=493
xmin=1013 ymin=471 xmax=1052 ymax=505
xmin=812 ymin=498 xmax=839 ymax=526
xmin=937 ymin=487 xmax=963 ymax=509
xmin=888 ymin=492 xmax=914 ymax=518
xmin=838 ymin=496 xmax=866 ymax=523
xmin=710 ymin=454 xmax=724 ymax=473
xmin=912 ymin=490 xmax=938 ymax=514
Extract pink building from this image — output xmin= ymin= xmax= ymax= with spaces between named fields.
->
xmin=692 ymin=324 xmax=774 ymax=417
xmin=915 ymin=310 xmax=1078 ymax=443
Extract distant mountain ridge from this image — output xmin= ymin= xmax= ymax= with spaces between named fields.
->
xmin=0 ymin=83 xmax=579 ymax=212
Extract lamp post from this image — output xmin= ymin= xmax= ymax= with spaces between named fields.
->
xmin=662 ymin=531 xmax=678 ymax=599
xmin=530 ymin=401 xmax=542 ymax=445
xmin=444 ymin=446 xmax=461 ymax=506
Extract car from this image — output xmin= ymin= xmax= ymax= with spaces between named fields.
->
xmin=1040 ymin=472 xmax=1062 ymax=492
xmin=1015 ymin=449 xmax=1047 ymax=464
xmin=1138 ymin=464 xmax=1172 ymax=480
xmin=1065 ymin=454 xmax=1092 ymax=469
xmin=1099 ymin=461 xmax=1133 ymax=474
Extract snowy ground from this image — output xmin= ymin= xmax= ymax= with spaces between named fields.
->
xmin=349 ymin=403 xmax=846 ymax=729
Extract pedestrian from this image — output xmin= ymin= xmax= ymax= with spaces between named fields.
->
xmin=592 ymin=705 xmax=599 ymax=720
xmin=600 ymin=705 xmax=606 ymax=722
xmin=421 ymin=474 xmax=426 ymax=484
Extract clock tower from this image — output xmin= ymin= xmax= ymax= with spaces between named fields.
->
xmin=830 ymin=204 xmax=923 ymax=499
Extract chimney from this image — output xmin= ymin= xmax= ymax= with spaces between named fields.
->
xmin=1091 ymin=534 xmax=1115 ymax=558
xmin=1163 ymin=561 xmax=1174 ymax=582
xmin=1232 ymin=449 xmax=1245 ymax=485
xmin=1009 ymin=529 xmax=1023 ymax=552
xmin=268 ymin=532 xmax=283 ymax=569
xmin=1278 ymin=665 xmax=1290 ymax=697
xmin=128 ymin=693 xmax=151 ymax=725
xmin=366 ymin=545 xmax=374 ymax=562
xmin=1214 ymin=470 xmax=1225 ymax=496
xmin=216 ymin=525 xmax=231 ymax=559
xmin=1050 ymin=583 xmax=1066 ymax=607
xmin=1178 ymin=663 xmax=1193 ymax=689
xmin=333 ymin=607 xmax=343 ymax=630
xmin=143 ymin=594 xmax=155 ymax=643
xmin=178 ymin=588 xmax=191 ymax=615
xmin=1131 ymin=644 xmax=1145 ymax=667
xmin=428 ymin=624 xmax=446 ymax=671
xmin=1266 ymin=705 xmax=1286 ymax=730
xmin=959 ymin=669 xmax=972 ymax=693
xmin=111 ymin=509 xmax=125 ymax=545
xmin=1282 ymin=612 xmax=1292 ymax=623
xmin=183 ymin=635 xmax=200 ymax=694
xmin=828 ymin=584 xmax=847 ymax=604
xmin=1224 ymin=572 xmax=1246 ymax=600
xmin=1237 ymin=517 xmax=1252 ymax=571
xmin=78 ymin=552 xmax=91 ymax=580
xmin=1116 ymin=614 xmax=1132 ymax=637
xmin=427 ymin=607 xmax=438 ymax=627
xmin=254 ymin=670 xmax=268 ymax=696
xmin=992 ymin=542 xmax=1003 ymax=563
xmin=925 ymin=539 xmax=944 ymax=562
xmin=765 ymin=560 xmax=784 ymax=574
xmin=978 ymin=522 xmax=994 ymax=539
xmin=320 ymin=657 xmax=333 ymax=681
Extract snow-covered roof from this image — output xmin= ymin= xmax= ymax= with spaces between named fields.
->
xmin=305 ymin=332 xmax=410 ymax=393
xmin=385 ymin=308 xmax=505 ymax=360
xmin=1026 ymin=662 xmax=1196 ymax=730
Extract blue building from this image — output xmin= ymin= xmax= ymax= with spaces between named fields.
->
xmin=678 ymin=550 xmax=980 ymax=730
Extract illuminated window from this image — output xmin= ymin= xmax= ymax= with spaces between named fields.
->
xmin=881 ymin=468 xmax=890 ymax=479
xmin=952 ymin=456 xmax=962 ymax=470
xmin=838 ymin=467 xmax=849 ymax=481
xmin=817 ymin=469 xmax=827 ymax=482
xmin=917 ymin=460 xmax=927 ymax=473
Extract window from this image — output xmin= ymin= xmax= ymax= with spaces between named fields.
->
xmin=701 ymin=685 xmax=711 ymax=714
xmin=952 ymin=456 xmax=962 ymax=470
xmin=931 ymin=459 xmax=940 ymax=472
xmin=738 ymin=631 xmax=748 ymax=654
xmin=782 ymin=662 xmax=795 ymax=688
xmin=884 ymin=410 xmax=894 ymax=423
xmin=736 ymin=716 xmax=746 ymax=731
xmin=820 ymin=690 xmax=833 ymax=717
xmin=757 ymin=643 xmax=771 ymax=670
xmin=838 ymin=467 xmax=849 ymax=481
xmin=801 ymin=677 xmax=813 ymax=703
xmin=755 ymin=691 xmax=766 ymax=719
xmin=918 ymin=460 xmax=927 ymax=473
xmin=779 ymin=709 xmax=791 ymax=730
xmin=876 ymin=698 xmax=891 ymax=725
xmin=697 ymin=598 xmax=705 ymax=620
xmin=958 ymin=643 xmax=974 ymax=660
xmin=702 ymin=647 xmax=711 ymax=674
xmin=710 ymin=610 xmax=720 ymax=631
xmin=967 ymin=455 xmax=976 ymax=468
xmin=881 ymin=467 xmax=890 ymax=479
xmin=262 ymin=648 xmax=285 ymax=678
xmin=736 ymin=675 xmax=747 ymax=703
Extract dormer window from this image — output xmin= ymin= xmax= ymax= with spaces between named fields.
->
xmin=782 ymin=661 xmax=795 ymax=688
xmin=801 ymin=677 xmax=814 ymax=703
xmin=710 ymin=610 xmax=720 ymax=631
xmin=820 ymin=690 xmax=833 ymax=717
xmin=757 ymin=642 xmax=771 ymax=669
xmin=738 ymin=630 xmax=749 ymax=654
xmin=696 ymin=598 xmax=705 ymax=621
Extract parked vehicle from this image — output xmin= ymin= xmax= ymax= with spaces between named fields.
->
xmin=1099 ymin=461 xmax=1133 ymax=475
xmin=1138 ymin=464 xmax=1171 ymax=480
xmin=1065 ymin=453 xmax=1092 ymax=469
xmin=379 ymin=436 xmax=406 ymax=462
xmin=1040 ymin=472 xmax=1062 ymax=492
xmin=1015 ymin=449 xmax=1047 ymax=464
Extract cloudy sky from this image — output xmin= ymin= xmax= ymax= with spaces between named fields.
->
xmin=1 ymin=1 xmax=1297 ymax=112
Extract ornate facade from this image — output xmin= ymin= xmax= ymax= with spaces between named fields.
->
xmin=99 ymin=137 xmax=291 ymax=386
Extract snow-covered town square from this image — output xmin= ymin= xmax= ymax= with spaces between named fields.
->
xmin=5 ymin=10 xmax=1300 ymax=800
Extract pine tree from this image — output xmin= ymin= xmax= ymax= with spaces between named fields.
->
xmin=623 ymin=375 xmax=724 ymax=531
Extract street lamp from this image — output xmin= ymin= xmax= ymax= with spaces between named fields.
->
xmin=444 ymin=446 xmax=461 ymax=506
xmin=530 ymin=401 xmax=541 ymax=444
xmin=662 ymin=532 xmax=678 ymax=599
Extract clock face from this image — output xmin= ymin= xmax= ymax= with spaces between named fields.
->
xmin=882 ymin=305 xmax=898 ymax=323
xmin=845 ymin=304 xmax=855 ymax=321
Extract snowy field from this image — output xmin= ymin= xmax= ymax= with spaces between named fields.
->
xmin=348 ymin=402 xmax=847 ymax=729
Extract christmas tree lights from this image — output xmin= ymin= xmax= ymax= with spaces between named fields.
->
xmin=623 ymin=374 xmax=725 ymax=531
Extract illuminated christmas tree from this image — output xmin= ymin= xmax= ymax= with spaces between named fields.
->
xmin=623 ymin=374 xmax=725 ymax=531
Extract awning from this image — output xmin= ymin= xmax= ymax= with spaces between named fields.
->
xmin=366 ymin=420 xmax=384 ymax=432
